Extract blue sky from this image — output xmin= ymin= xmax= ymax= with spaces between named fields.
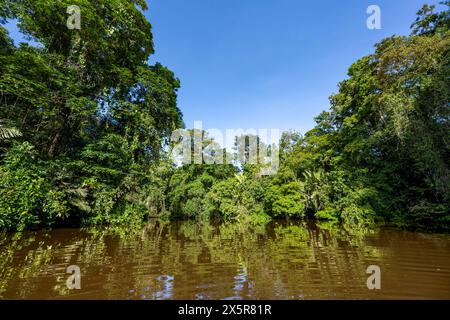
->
xmin=5 ymin=0 xmax=437 ymax=135
xmin=145 ymin=0 xmax=432 ymax=134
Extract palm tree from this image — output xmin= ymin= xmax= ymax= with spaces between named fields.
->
xmin=300 ymin=170 xmax=327 ymax=213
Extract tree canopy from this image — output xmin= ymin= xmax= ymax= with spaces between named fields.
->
xmin=0 ymin=1 xmax=448 ymax=231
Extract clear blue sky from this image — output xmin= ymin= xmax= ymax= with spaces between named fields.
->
xmin=5 ymin=0 xmax=437 ymax=134
xmin=146 ymin=0 xmax=432 ymax=134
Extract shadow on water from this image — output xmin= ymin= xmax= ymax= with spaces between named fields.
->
xmin=1 ymin=219 xmax=450 ymax=299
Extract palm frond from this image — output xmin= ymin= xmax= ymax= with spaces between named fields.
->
xmin=0 ymin=121 xmax=22 ymax=140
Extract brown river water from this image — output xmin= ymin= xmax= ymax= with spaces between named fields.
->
xmin=1 ymin=220 xmax=449 ymax=300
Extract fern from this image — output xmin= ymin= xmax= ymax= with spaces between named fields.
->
xmin=0 ymin=121 xmax=22 ymax=140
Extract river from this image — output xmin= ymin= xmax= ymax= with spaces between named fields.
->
xmin=1 ymin=220 xmax=449 ymax=299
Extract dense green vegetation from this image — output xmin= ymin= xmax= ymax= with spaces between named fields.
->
xmin=0 ymin=1 xmax=449 ymax=231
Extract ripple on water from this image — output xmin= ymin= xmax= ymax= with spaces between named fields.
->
xmin=0 ymin=221 xmax=449 ymax=299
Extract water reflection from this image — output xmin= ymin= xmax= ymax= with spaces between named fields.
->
xmin=0 ymin=220 xmax=449 ymax=299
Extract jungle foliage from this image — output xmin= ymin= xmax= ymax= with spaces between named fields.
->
xmin=0 ymin=1 xmax=449 ymax=231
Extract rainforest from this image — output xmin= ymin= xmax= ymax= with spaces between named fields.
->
xmin=1 ymin=0 xmax=448 ymax=232
xmin=0 ymin=0 xmax=449 ymax=301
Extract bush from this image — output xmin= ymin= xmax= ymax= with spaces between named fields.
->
xmin=0 ymin=143 xmax=68 ymax=230
xmin=265 ymin=182 xmax=305 ymax=218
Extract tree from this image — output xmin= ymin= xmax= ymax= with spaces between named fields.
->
xmin=0 ymin=0 xmax=183 ymax=230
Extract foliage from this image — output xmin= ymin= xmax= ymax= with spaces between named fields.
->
xmin=204 ymin=172 xmax=268 ymax=221
xmin=0 ymin=1 xmax=448 ymax=232
xmin=0 ymin=0 xmax=182 ymax=230
xmin=261 ymin=2 xmax=449 ymax=230
xmin=0 ymin=143 xmax=68 ymax=230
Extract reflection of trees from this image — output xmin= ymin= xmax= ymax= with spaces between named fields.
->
xmin=1 ymin=221 xmax=449 ymax=299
